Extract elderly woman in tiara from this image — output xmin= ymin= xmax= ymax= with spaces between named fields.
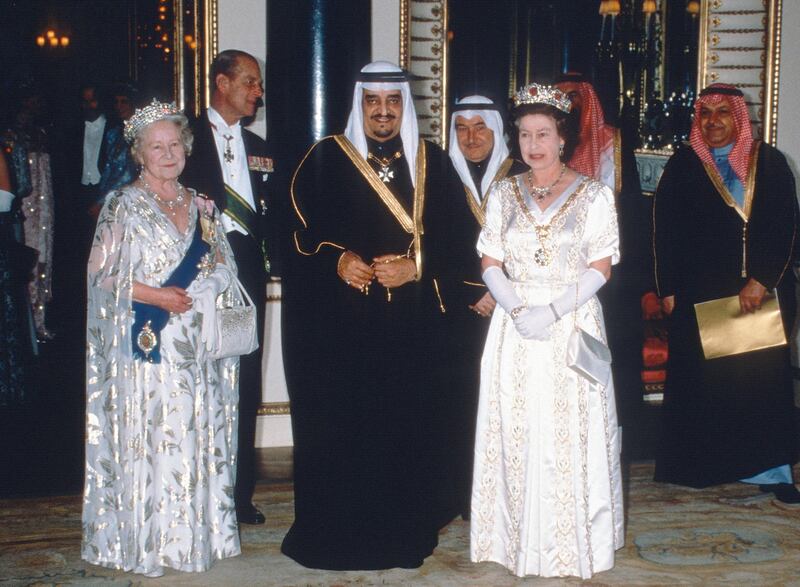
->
xmin=82 ymin=100 xmax=241 ymax=577
xmin=471 ymin=83 xmax=624 ymax=579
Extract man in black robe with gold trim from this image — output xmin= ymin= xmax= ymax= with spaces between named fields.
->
xmin=653 ymin=83 xmax=799 ymax=501
xmin=281 ymin=61 xmax=471 ymax=570
xmin=446 ymin=95 xmax=527 ymax=518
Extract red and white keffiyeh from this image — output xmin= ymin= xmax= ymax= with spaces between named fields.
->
xmin=567 ymin=82 xmax=615 ymax=180
xmin=688 ymin=83 xmax=753 ymax=184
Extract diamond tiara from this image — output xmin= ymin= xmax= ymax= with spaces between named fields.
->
xmin=513 ymin=83 xmax=572 ymax=113
xmin=123 ymin=99 xmax=181 ymax=143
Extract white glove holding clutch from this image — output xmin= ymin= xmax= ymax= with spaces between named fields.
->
xmin=190 ymin=264 xmax=233 ymax=352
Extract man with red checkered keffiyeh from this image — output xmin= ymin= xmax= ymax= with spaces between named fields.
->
xmin=556 ymin=73 xmax=651 ymax=452
xmin=653 ymin=83 xmax=800 ymax=502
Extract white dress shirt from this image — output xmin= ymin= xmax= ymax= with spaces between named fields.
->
xmin=207 ymin=107 xmax=255 ymax=236
xmin=82 ymin=114 xmax=106 ymax=186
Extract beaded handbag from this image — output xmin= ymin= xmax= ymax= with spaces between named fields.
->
xmin=210 ymin=276 xmax=258 ymax=359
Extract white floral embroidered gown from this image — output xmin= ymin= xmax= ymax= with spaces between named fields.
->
xmin=82 ymin=185 xmax=241 ymax=576
xmin=471 ymin=174 xmax=624 ymax=579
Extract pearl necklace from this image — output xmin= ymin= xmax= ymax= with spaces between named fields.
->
xmin=527 ymin=163 xmax=566 ymax=201
xmin=140 ymin=176 xmax=187 ymax=217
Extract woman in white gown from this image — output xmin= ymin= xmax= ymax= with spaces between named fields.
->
xmin=82 ymin=101 xmax=241 ymax=577
xmin=470 ymin=83 xmax=624 ymax=579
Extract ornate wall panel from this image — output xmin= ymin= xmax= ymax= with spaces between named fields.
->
xmin=699 ymin=0 xmax=782 ymax=142
xmin=400 ymin=0 xmax=448 ymax=146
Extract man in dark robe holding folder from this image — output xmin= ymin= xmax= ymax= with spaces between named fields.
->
xmin=653 ymin=83 xmax=800 ymax=501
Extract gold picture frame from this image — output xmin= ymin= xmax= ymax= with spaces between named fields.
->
xmin=173 ymin=0 xmax=218 ymax=117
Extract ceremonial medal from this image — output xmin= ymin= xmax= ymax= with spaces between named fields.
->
xmin=248 ymin=156 xmax=274 ymax=172
xmin=367 ymin=151 xmax=402 ymax=184
xmin=200 ymin=216 xmax=216 ymax=244
xmin=223 ymin=135 xmax=235 ymax=163
xmin=136 ymin=321 xmax=157 ymax=359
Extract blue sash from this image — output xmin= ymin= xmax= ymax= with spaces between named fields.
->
xmin=132 ymin=216 xmax=210 ymax=362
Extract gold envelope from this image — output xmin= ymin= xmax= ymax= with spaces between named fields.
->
xmin=694 ymin=293 xmax=786 ymax=360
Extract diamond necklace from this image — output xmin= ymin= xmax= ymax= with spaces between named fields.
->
xmin=140 ymin=176 xmax=187 ymax=217
xmin=527 ymin=163 xmax=566 ymax=201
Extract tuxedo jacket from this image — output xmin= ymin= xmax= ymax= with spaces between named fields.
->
xmin=181 ymin=111 xmax=281 ymax=276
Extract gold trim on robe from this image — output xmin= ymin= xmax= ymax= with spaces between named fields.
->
xmin=333 ymin=135 xmax=427 ymax=279
xmin=702 ymin=141 xmax=761 ymax=277
xmin=464 ymin=157 xmax=515 ymax=226
xmin=334 ymin=135 xmax=415 ymax=232
xmin=290 ymin=136 xmax=348 ymax=256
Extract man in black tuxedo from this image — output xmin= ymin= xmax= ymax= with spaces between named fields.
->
xmin=181 ymin=49 xmax=275 ymax=525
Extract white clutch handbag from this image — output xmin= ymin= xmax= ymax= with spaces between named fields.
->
xmin=565 ymin=274 xmax=612 ymax=386
xmin=210 ymin=275 xmax=259 ymax=360
xmin=567 ymin=327 xmax=612 ymax=386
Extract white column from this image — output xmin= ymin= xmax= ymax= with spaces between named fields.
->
xmin=218 ymin=0 xmax=267 ymax=140
xmin=371 ymin=0 xmax=401 ymax=64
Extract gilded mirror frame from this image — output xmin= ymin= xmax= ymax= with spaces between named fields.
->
xmin=400 ymin=0 xmax=783 ymax=149
xmin=172 ymin=0 xmax=218 ymax=117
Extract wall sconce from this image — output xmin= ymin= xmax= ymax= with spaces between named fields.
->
xmin=36 ymin=28 xmax=70 ymax=49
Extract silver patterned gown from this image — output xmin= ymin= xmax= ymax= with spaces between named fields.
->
xmin=82 ymin=185 xmax=241 ymax=576
xmin=471 ymin=174 xmax=624 ymax=579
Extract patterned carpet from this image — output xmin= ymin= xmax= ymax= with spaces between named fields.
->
xmin=2 ymin=462 xmax=800 ymax=586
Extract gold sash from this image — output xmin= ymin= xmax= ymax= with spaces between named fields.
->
xmin=334 ymin=135 xmax=427 ymax=279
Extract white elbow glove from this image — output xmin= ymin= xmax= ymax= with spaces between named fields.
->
xmin=483 ymin=265 xmax=608 ymax=340
xmin=482 ymin=265 xmax=524 ymax=313
xmin=483 ymin=265 xmax=547 ymax=339
xmin=550 ymin=267 xmax=607 ymax=320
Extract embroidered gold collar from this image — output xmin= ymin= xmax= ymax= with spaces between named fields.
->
xmin=703 ymin=140 xmax=761 ymax=222
xmin=465 ymin=157 xmax=514 ymax=226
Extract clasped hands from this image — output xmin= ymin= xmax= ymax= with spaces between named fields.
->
xmin=511 ymin=305 xmax=557 ymax=340
xmin=337 ymin=250 xmax=416 ymax=291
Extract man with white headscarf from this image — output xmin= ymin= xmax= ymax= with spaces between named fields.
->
xmin=282 ymin=61 xmax=471 ymax=570
xmin=446 ymin=96 xmax=528 ymax=519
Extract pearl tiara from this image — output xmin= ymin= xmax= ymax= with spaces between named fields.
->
xmin=513 ymin=83 xmax=572 ymax=114
xmin=123 ymin=99 xmax=181 ymax=143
